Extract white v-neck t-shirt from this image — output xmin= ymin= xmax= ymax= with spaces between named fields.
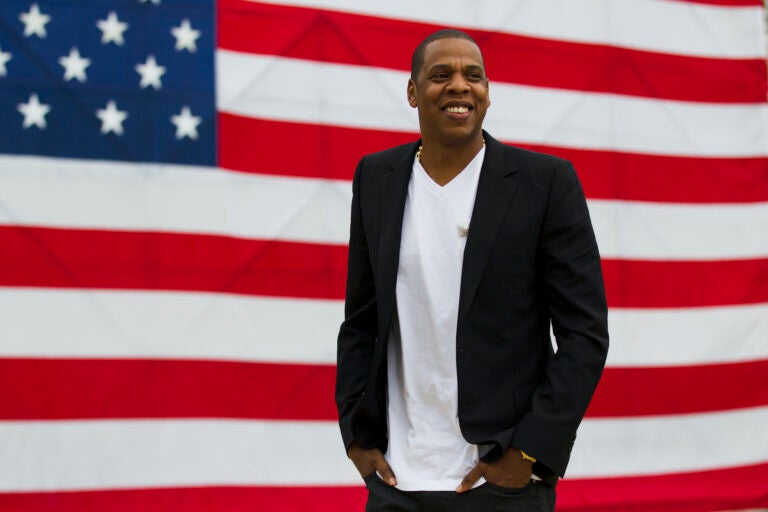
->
xmin=385 ymin=146 xmax=486 ymax=491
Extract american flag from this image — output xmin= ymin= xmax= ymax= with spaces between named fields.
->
xmin=1 ymin=0 xmax=767 ymax=510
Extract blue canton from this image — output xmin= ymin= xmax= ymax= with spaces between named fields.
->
xmin=0 ymin=0 xmax=216 ymax=166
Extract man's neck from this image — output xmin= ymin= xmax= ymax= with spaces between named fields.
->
xmin=418 ymin=136 xmax=485 ymax=187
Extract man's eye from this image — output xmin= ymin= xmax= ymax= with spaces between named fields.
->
xmin=431 ymin=73 xmax=448 ymax=80
xmin=467 ymin=73 xmax=482 ymax=80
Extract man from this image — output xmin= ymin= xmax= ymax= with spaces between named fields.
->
xmin=336 ymin=29 xmax=608 ymax=511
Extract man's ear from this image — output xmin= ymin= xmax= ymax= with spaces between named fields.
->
xmin=407 ymin=79 xmax=417 ymax=108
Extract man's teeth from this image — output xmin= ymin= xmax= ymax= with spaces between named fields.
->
xmin=445 ymin=106 xmax=469 ymax=113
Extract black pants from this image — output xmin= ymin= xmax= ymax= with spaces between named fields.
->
xmin=364 ymin=474 xmax=556 ymax=512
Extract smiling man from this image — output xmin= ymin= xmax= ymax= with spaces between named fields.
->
xmin=336 ymin=29 xmax=609 ymax=511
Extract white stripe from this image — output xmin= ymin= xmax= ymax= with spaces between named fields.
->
xmin=0 ymin=155 xmax=351 ymax=245
xmin=589 ymin=200 xmax=768 ymax=260
xmin=254 ymin=0 xmax=766 ymax=59
xmin=0 ymin=289 xmax=340 ymax=364
xmin=1 ymin=408 xmax=767 ymax=490
xmin=0 ymin=420 xmax=358 ymax=490
xmin=2 ymin=155 xmax=767 ymax=260
xmin=571 ymin=406 xmax=768 ymax=477
xmin=606 ymin=304 xmax=768 ymax=367
xmin=2 ymin=289 xmax=767 ymax=367
xmin=216 ymin=52 xmax=768 ymax=158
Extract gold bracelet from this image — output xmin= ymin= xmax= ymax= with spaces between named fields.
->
xmin=520 ymin=450 xmax=537 ymax=463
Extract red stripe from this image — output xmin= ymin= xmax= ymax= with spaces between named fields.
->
xmin=514 ymin=142 xmax=768 ymax=204
xmin=602 ymin=258 xmax=768 ymax=308
xmin=667 ymin=0 xmax=762 ymax=5
xmin=218 ymin=115 xmax=416 ymax=182
xmin=2 ymin=358 xmax=767 ymax=420
xmin=2 ymin=226 xmax=767 ymax=307
xmin=0 ymin=358 xmax=337 ymax=421
xmin=0 ymin=486 xmax=368 ymax=512
xmin=217 ymin=1 xmax=766 ymax=103
xmin=588 ymin=360 xmax=768 ymax=417
xmin=1 ymin=463 xmax=766 ymax=511
xmin=219 ymin=115 xmax=768 ymax=203
xmin=557 ymin=462 xmax=768 ymax=511
xmin=0 ymin=225 xmax=347 ymax=300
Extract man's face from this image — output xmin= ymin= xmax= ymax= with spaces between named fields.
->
xmin=407 ymin=37 xmax=490 ymax=146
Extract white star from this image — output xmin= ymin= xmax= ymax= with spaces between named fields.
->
xmin=139 ymin=0 xmax=161 ymax=4
xmin=0 ymin=47 xmax=12 ymax=77
xmin=19 ymin=4 xmax=51 ymax=38
xmin=170 ymin=106 xmax=201 ymax=140
xmin=171 ymin=19 xmax=200 ymax=53
xmin=96 ymin=11 xmax=128 ymax=46
xmin=17 ymin=93 xmax=51 ymax=129
xmin=96 ymin=100 xmax=128 ymax=135
xmin=135 ymin=55 xmax=166 ymax=89
xmin=58 ymin=48 xmax=91 ymax=82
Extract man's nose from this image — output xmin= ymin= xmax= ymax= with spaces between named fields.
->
xmin=446 ymin=73 xmax=470 ymax=92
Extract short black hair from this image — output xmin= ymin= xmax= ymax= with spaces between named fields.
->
xmin=410 ymin=29 xmax=483 ymax=80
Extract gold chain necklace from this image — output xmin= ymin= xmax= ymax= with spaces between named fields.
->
xmin=416 ymin=138 xmax=485 ymax=163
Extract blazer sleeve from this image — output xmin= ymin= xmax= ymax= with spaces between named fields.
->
xmin=336 ymin=157 xmax=379 ymax=453
xmin=509 ymin=161 xmax=609 ymax=477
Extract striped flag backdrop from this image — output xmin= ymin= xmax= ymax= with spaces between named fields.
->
xmin=1 ymin=0 xmax=767 ymax=510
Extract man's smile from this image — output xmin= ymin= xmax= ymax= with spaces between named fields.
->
xmin=442 ymin=101 xmax=473 ymax=120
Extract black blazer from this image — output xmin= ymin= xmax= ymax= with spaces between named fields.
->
xmin=336 ymin=132 xmax=609 ymax=484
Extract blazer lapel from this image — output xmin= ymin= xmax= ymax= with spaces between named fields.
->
xmin=458 ymin=134 xmax=519 ymax=320
xmin=376 ymin=143 xmax=417 ymax=339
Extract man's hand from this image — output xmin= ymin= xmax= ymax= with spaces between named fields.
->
xmin=347 ymin=442 xmax=397 ymax=486
xmin=456 ymin=447 xmax=533 ymax=493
